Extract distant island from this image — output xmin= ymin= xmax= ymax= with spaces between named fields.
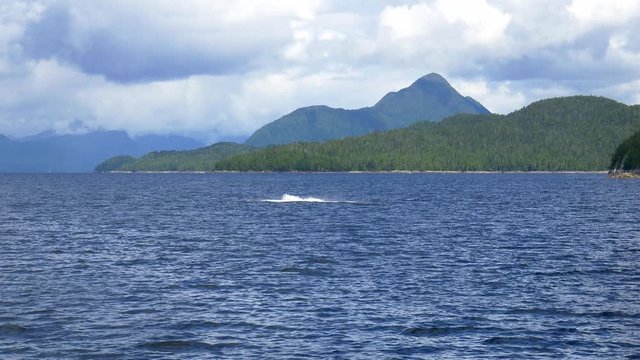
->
xmin=609 ymin=128 xmax=640 ymax=178
xmin=96 ymin=74 xmax=640 ymax=173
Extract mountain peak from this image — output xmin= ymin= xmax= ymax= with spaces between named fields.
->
xmin=414 ymin=73 xmax=450 ymax=86
xmin=372 ymin=73 xmax=489 ymax=122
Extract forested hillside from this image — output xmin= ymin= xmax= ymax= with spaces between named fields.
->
xmin=95 ymin=142 xmax=251 ymax=172
xmin=215 ymin=96 xmax=640 ymax=171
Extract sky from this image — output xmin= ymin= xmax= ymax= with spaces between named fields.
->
xmin=1 ymin=0 xmax=639 ymax=142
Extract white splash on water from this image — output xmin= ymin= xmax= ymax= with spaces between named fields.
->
xmin=260 ymin=194 xmax=367 ymax=204
xmin=263 ymin=194 xmax=331 ymax=203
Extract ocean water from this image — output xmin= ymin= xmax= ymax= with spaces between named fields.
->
xmin=1 ymin=173 xmax=639 ymax=359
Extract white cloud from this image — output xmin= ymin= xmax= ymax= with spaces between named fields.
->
xmin=453 ymin=78 xmax=527 ymax=114
xmin=602 ymin=79 xmax=640 ymax=105
xmin=436 ymin=0 xmax=510 ymax=44
xmin=376 ymin=1 xmax=513 ymax=74
xmin=379 ymin=3 xmax=433 ymax=40
xmin=379 ymin=0 xmax=510 ymax=44
xmin=606 ymin=33 xmax=640 ymax=69
xmin=318 ymin=30 xmax=346 ymax=41
xmin=283 ymin=25 xmax=314 ymax=62
xmin=567 ymin=0 xmax=640 ymax=27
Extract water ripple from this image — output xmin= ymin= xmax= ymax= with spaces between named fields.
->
xmin=0 ymin=173 xmax=639 ymax=358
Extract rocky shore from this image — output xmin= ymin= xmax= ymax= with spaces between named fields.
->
xmin=608 ymin=170 xmax=640 ymax=179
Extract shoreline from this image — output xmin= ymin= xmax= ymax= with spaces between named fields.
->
xmin=101 ymin=170 xmax=610 ymax=174
xmin=608 ymin=171 xmax=640 ymax=179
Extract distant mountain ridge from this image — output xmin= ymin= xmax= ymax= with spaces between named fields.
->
xmin=0 ymin=130 xmax=203 ymax=172
xmin=245 ymin=73 xmax=490 ymax=147
xmin=98 ymin=96 xmax=640 ymax=172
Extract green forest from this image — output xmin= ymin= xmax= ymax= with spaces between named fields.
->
xmin=96 ymin=142 xmax=251 ymax=172
xmin=96 ymin=96 xmax=640 ymax=172
xmin=610 ymin=128 xmax=640 ymax=171
xmin=214 ymin=96 xmax=640 ymax=171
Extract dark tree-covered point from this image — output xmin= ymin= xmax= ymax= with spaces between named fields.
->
xmin=609 ymin=128 xmax=640 ymax=178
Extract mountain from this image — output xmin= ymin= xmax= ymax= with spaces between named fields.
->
xmin=244 ymin=73 xmax=490 ymax=147
xmin=0 ymin=130 xmax=203 ymax=172
xmin=213 ymin=96 xmax=640 ymax=171
xmin=371 ymin=73 xmax=490 ymax=126
xmin=95 ymin=142 xmax=252 ymax=172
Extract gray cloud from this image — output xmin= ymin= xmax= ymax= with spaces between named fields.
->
xmin=473 ymin=28 xmax=637 ymax=90
xmin=20 ymin=2 xmax=292 ymax=82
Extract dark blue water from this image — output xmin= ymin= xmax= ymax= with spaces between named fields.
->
xmin=1 ymin=173 xmax=639 ymax=359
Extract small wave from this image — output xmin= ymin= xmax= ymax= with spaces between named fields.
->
xmin=0 ymin=324 xmax=30 ymax=335
xmin=123 ymin=308 xmax=159 ymax=315
xmin=304 ymin=256 xmax=338 ymax=265
xmin=141 ymin=340 xmax=238 ymax=352
xmin=174 ymin=320 xmax=221 ymax=331
xmin=390 ymin=345 xmax=443 ymax=355
xmin=402 ymin=325 xmax=481 ymax=337
xmin=508 ymin=307 xmax=640 ymax=319
xmin=589 ymin=310 xmax=640 ymax=319
xmin=483 ymin=335 xmax=548 ymax=346
xmin=280 ymin=266 xmax=327 ymax=276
